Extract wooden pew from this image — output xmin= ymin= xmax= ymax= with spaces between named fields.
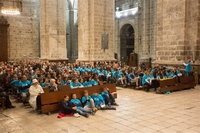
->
xmin=43 ymin=85 xmax=70 ymax=93
xmin=40 ymin=84 xmax=117 ymax=114
xmin=0 ymin=97 xmax=5 ymax=109
xmin=159 ymin=78 xmax=178 ymax=93
xmin=58 ymin=85 xmax=70 ymax=91
xmin=159 ymin=76 xmax=196 ymax=93
xmin=179 ymin=76 xmax=196 ymax=89
xmin=43 ymin=87 xmax=49 ymax=93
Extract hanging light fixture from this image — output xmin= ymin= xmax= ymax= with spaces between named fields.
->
xmin=1 ymin=0 xmax=20 ymax=15
xmin=115 ymin=7 xmax=138 ymax=18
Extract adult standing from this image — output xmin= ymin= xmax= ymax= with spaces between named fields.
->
xmin=183 ymin=59 xmax=191 ymax=76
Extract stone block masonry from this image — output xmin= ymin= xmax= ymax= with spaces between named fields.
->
xmin=0 ymin=0 xmax=40 ymax=61
xmin=77 ymin=0 xmax=116 ymax=62
xmin=39 ymin=0 xmax=67 ymax=61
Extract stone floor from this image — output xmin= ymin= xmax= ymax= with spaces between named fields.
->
xmin=0 ymin=86 xmax=200 ymax=133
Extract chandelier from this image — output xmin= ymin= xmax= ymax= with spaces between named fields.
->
xmin=1 ymin=1 xmax=20 ymax=15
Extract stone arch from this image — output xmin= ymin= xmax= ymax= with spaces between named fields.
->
xmin=120 ymin=23 xmax=135 ymax=64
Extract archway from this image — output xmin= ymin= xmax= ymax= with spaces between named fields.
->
xmin=120 ymin=24 xmax=134 ymax=65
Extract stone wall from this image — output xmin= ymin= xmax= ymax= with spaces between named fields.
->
xmin=156 ymin=0 xmax=187 ymax=62
xmin=185 ymin=0 xmax=199 ymax=62
xmin=77 ymin=0 xmax=115 ymax=62
xmin=0 ymin=0 xmax=40 ymax=61
xmin=154 ymin=0 xmax=200 ymax=67
xmin=40 ymin=0 xmax=67 ymax=60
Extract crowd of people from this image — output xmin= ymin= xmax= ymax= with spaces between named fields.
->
xmin=0 ymin=59 xmax=191 ymax=116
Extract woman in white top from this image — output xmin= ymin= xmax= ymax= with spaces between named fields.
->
xmin=29 ymin=79 xmax=44 ymax=110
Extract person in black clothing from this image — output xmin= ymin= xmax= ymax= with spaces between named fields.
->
xmin=60 ymin=95 xmax=76 ymax=115
xmin=0 ymin=87 xmax=15 ymax=109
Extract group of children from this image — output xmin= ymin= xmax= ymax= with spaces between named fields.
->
xmin=59 ymin=88 xmax=118 ymax=118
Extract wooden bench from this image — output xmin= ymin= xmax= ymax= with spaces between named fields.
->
xmin=58 ymin=85 xmax=70 ymax=91
xmin=40 ymin=84 xmax=117 ymax=114
xmin=0 ymin=97 xmax=5 ymax=109
xmin=159 ymin=78 xmax=178 ymax=93
xmin=43 ymin=85 xmax=70 ymax=93
xmin=179 ymin=76 xmax=196 ymax=89
xmin=159 ymin=76 xmax=196 ymax=93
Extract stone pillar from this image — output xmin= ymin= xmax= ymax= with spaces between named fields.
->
xmin=77 ymin=0 xmax=115 ymax=62
xmin=40 ymin=0 xmax=67 ymax=61
xmin=155 ymin=0 xmax=187 ymax=63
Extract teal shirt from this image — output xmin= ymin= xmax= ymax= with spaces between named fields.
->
xmin=185 ymin=62 xmax=191 ymax=72
xmin=70 ymin=99 xmax=82 ymax=109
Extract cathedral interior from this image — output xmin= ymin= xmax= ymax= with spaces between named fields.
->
xmin=0 ymin=0 xmax=200 ymax=133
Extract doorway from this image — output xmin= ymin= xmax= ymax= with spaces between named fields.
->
xmin=120 ymin=24 xmax=134 ymax=65
xmin=0 ymin=16 xmax=9 ymax=62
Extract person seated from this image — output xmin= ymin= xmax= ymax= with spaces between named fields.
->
xmin=49 ymin=78 xmax=59 ymax=92
xmin=98 ymin=67 xmax=106 ymax=82
xmin=79 ymin=77 xmax=85 ymax=85
xmin=10 ymin=75 xmax=19 ymax=95
xmin=37 ymin=74 xmax=44 ymax=85
xmin=117 ymin=70 xmax=127 ymax=87
xmin=70 ymin=78 xmax=84 ymax=89
xmin=83 ymin=76 xmax=93 ymax=87
xmin=18 ymin=75 xmax=31 ymax=104
xmin=59 ymin=95 xmax=76 ymax=117
xmin=166 ymin=69 xmax=176 ymax=78
xmin=56 ymin=75 xmax=62 ymax=85
xmin=142 ymin=71 xmax=151 ymax=92
xmin=161 ymin=69 xmax=168 ymax=79
xmin=156 ymin=70 xmax=162 ymax=80
xmin=70 ymin=93 xmax=94 ymax=118
xmin=106 ymin=69 xmax=115 ymax=83
xmin=0 ymin=87 xmax=15 ymax=109
xmin=111 ymin=68 xmax=119 ymax=83
xmin=149 ymin=69 xmax=160 ymax=92
xmin=29 ymin=79 xmax=44 ymax=110
xmin=101 ymin=87 xmax=118 ymax=106
xmin=81 ymin=90 xmax=97 ymax=111
xmin=61 ymin=77 xmax=70 ymax=86
xmin=42 ymin=78 xmax=50 ymax=88
xmin=91 ymin=74 xmax=100 ymax=86
xmin=92 ymin=90 xmax=116 ymax=110
xmin=175 ymin=67 xmax=182 ymax=77
xmin=128 ymin=70 xmax=140 ymax=89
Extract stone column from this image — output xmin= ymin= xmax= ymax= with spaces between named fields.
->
xmin=155 ymin=0 xmax=187 ymax=64
xmin=40 ymin=0 xmax=67 ymax=61
xmin=77 ymin=0 xmax=115 ymax=62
